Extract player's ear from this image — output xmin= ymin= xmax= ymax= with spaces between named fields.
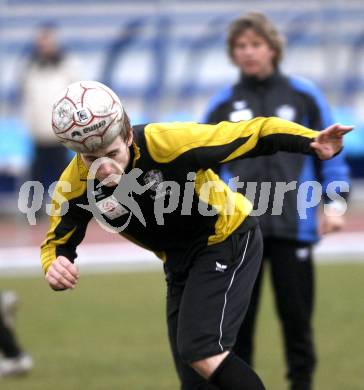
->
xmin=126 ymin=128 xmax=133 ymax=147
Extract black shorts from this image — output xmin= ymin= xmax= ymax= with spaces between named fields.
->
xmin=165 ymin=226 xmax=263 ymax=366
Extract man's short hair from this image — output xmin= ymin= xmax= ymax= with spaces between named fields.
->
xmin=120 ymin=112 xmax=132 ymax=142
xmin=227 ymin=12 xmax=285 ymax=67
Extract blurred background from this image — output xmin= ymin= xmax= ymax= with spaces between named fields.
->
xmin=0 ymin=0 xmax=363 ymax=389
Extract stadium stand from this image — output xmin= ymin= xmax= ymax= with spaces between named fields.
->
xmin=0 ymin=0 xmax=363 ymax=222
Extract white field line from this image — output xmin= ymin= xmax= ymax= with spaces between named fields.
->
xmin=0 ymin=232 xmax=363 ymax=277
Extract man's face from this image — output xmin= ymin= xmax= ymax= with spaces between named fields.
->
xmin=231 ymin=28 xmax=276 ymax=79
xmin=80 ymin=133 xmax=133 ymax=187
xmin=36 ymin=28 xmax=58 ymax=58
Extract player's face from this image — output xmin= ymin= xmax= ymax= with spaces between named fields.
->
xmin=80 ymin=133 xmax=133 ymax=187
xmin=232 ymin=28 xmax=276 ymax=79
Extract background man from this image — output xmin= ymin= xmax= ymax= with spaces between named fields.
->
xmin=21 ymin=23 xmax=79 ymax=209
xmin=202 ymin=12 xmax=350 ymax=390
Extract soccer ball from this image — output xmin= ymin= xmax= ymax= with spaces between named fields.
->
xmin=52 ymin=80 xmax=125 ymax=153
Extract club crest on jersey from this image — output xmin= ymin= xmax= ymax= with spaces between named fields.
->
xmin=143 ymin=170 xmax=169 ymax=200
xmin=95 ymin=195 xmax=129 ymax=220
xmin=276 ymin=105 xmax=296 ymax=121
xmin=230 ymin=101 xmax=253 ymax=122
xmin=143 ymin=170 xmax=164 ymax=191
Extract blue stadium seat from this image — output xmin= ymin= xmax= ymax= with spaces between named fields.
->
xmin=0 ymin=118 xmax=33 ymax=193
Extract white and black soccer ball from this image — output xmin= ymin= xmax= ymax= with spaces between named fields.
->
xmin=52 ymin=80 xmax=124 ymax=153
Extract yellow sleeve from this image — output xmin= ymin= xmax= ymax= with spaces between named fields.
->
xmin=144 ymin=117 xmax=319 ymax=167
xmin=40 ymin=155 xmax=91 ymax=273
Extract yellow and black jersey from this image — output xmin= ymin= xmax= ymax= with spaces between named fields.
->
xmin=41 ymin=117 xmax=319 ymax=273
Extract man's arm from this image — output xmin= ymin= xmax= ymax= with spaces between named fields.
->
xmin=312 ymin=114 xmax=349 ymax=235
xmin=41 ymin=203 xmax=91 ymax=291
xmin=296 ymin=77 xmax=351 ymax=234
xmin=144 ymin=117 xmax=352 ymax=168
xmin=41 ymin=156 xmax=92 ymax=291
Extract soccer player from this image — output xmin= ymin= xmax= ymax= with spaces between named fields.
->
xmin=41 ymin=81 xmax=351 ymax=390
xmin=202 ymin=13 xmax=350 ymax=390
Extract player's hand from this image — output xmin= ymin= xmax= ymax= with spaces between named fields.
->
xmin=310 ymin=123 xmax=353 ymax=160
xmin=319 ymin=214 xmax=345 ymax=235
xmin=45 ymin=256 xmax=79 ymax=291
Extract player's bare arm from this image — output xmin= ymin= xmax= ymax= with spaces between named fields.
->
xmin=45 ymin=256 xmax=79 ymax=291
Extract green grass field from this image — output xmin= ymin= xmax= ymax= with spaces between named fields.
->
xmin=1 ymin=263 xmax=363 ymax=390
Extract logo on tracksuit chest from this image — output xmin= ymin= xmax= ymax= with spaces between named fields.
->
xmin=276 ymin=105 xmax=296 ymax=122
xmin=229 ymin=101 xmax=253 ymax=122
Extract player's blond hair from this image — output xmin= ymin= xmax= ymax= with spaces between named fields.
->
xmin=227 ymin=12 xmax=285 ymax=68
